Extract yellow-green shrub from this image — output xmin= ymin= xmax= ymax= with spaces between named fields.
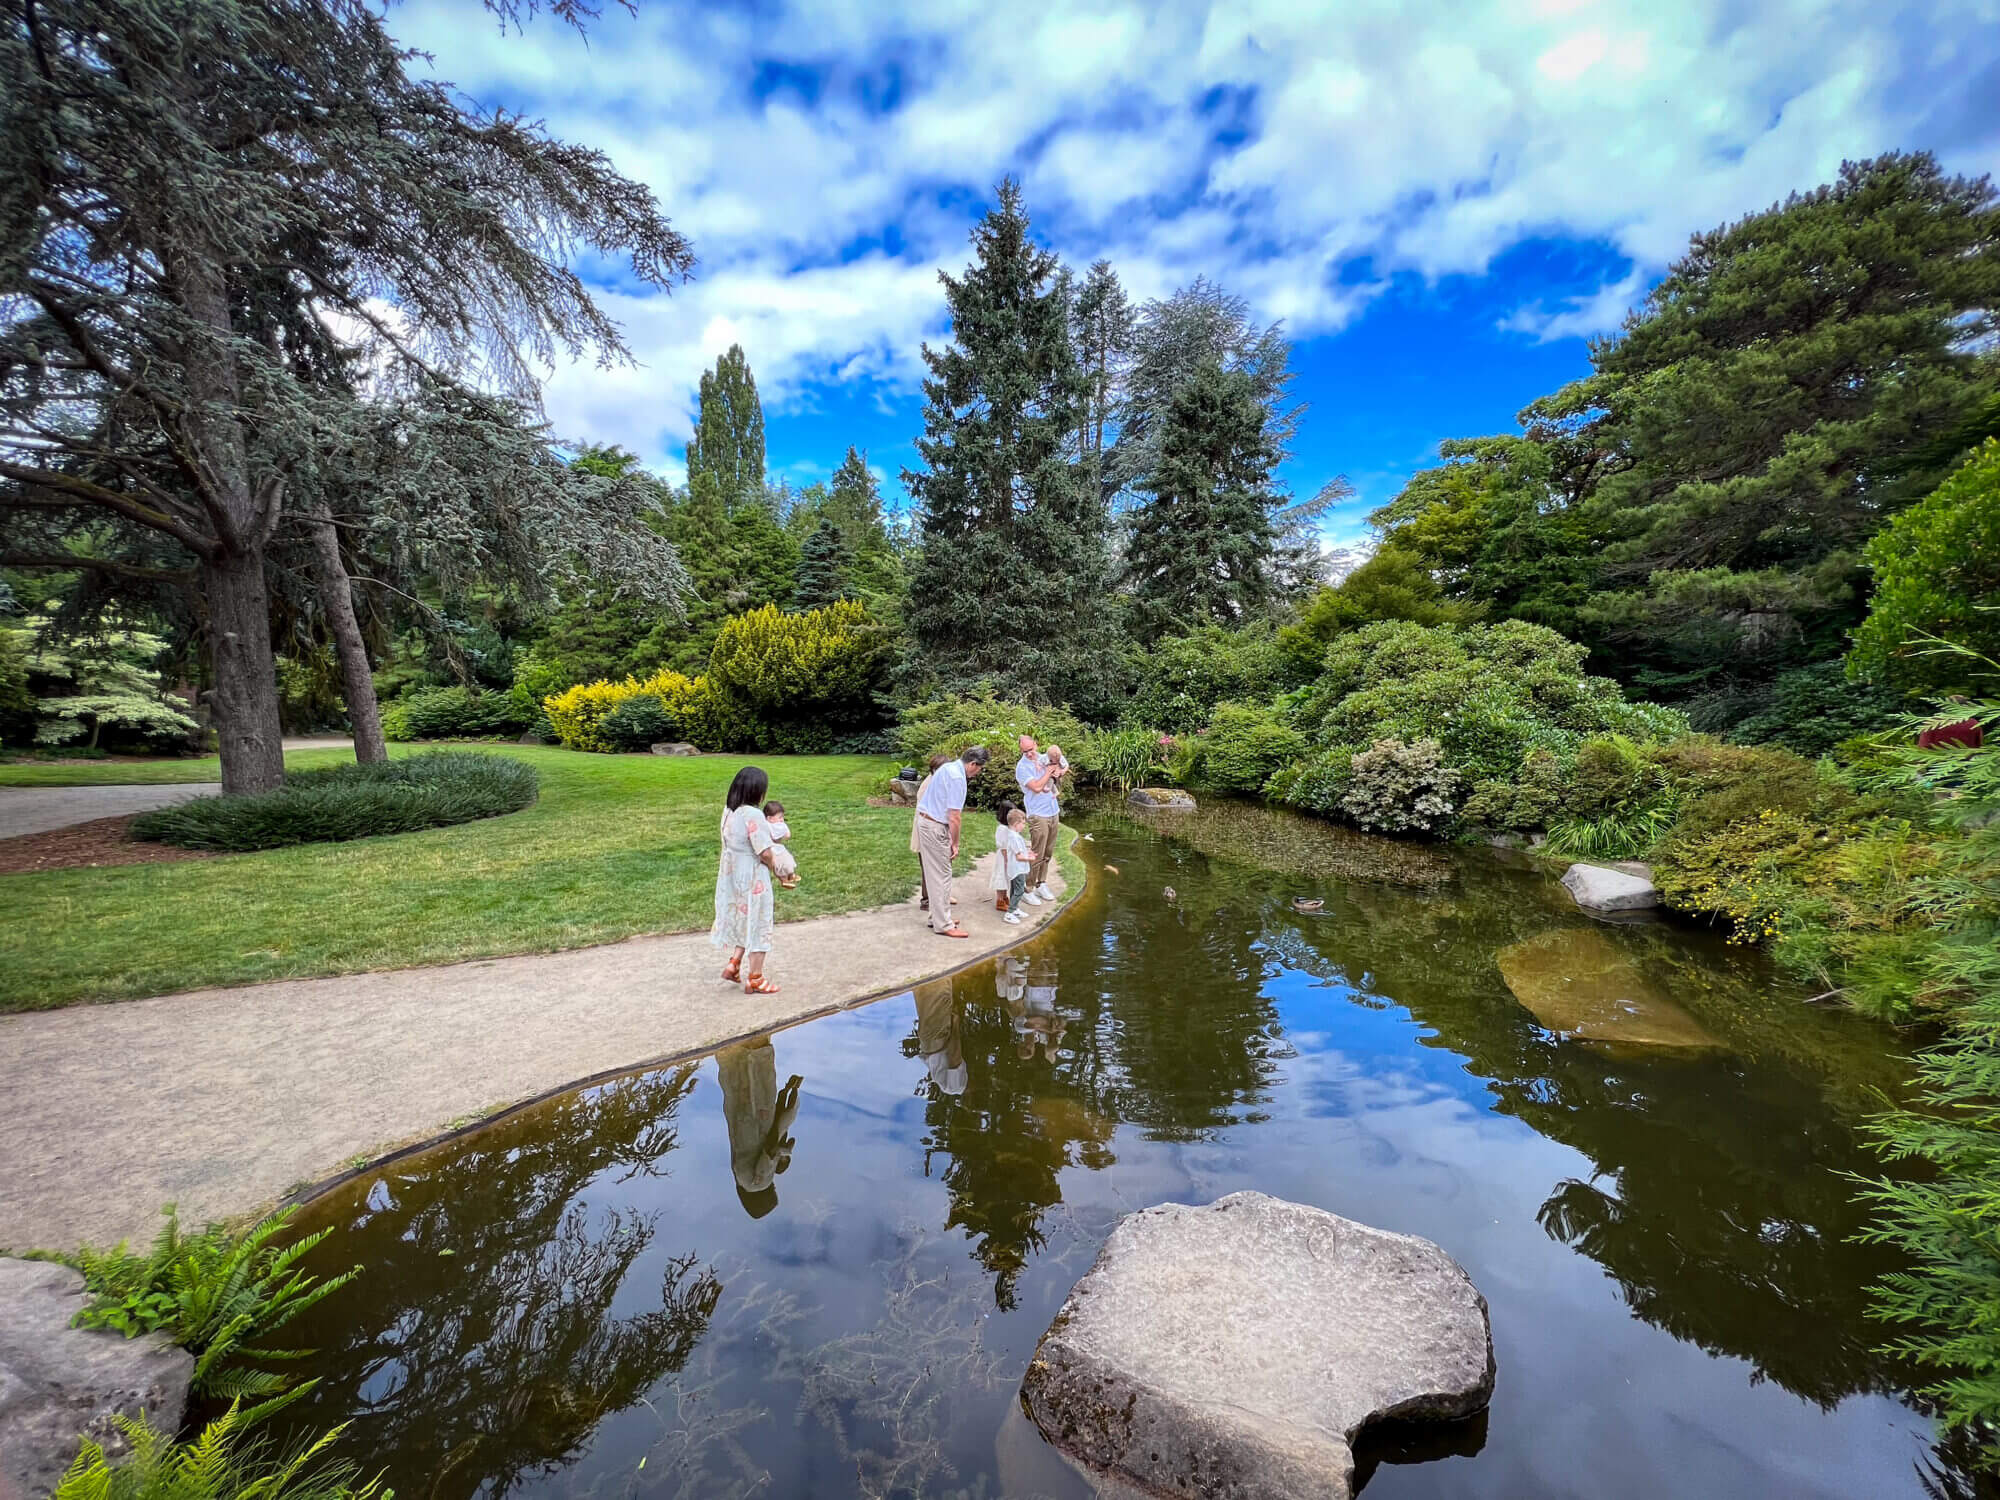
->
xmin=543 ymin=669 xmax=767 ymax=754
xmin=707 ymin=601 xmax=883 ymax=717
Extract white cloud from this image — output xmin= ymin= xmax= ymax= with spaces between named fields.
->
xmin=1499 ymin=268 xmax=1649 ymax=342
xmin=391 ymin=0 xmax=2000 ymax=470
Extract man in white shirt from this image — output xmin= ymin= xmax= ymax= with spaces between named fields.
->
xmin=917 ymin=744 xmax=987 ymax=936
xmin=1014 ymin=735 xmax=1064 ymax=904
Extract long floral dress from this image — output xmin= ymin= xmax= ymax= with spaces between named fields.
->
xmin=710 ymin=804 xmax=776 ymax=954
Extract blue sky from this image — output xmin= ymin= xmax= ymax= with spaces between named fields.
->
xmin=395 ymin=0 xmax=2000 ymax=547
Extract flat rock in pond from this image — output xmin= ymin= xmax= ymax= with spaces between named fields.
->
xmin=1560 ymin=861 xmax=1659 ymax=911
xmin=1128 ymin=787 xmax=1196 ymax=810
xmin=0 ymin=1258 xmax=192 ymax=1500
xmin=1496 ymin=927 xmax=1720 ymax=1049
xmin=1021 ymin=1192 xmax=1494 ymax=1500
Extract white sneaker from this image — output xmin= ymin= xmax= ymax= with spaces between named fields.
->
xmin=1022 ymin=891 xmax=1043 ymax=906
xmin=1035 ymin=883 xmax=1055 ymax=902
xmin=1003 ymin=911 xmax=1022 ymax=924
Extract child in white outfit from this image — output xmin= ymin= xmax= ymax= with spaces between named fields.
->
xmin=763 ymin=800 xmax=800 ymax=888
xmin=992 ymin=804 xmax=1034 ymax=923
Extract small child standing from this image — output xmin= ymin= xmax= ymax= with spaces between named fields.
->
xmin=992 ymin=804 xmax=1034 ymax=924
xmin=763 ymin=800 xmax=800 ymax=888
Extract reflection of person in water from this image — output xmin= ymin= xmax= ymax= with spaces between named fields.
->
xmin=715 ymin=1039 xmax=802 ymax=1219
xmin=914 ymin=983 xmax=969 ymax=1097
xmin=1007 ymin=958 xmax=1066 ymax=1061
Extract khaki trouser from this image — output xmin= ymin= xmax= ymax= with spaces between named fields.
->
xmin=1028 ymin=813 xmax=1059 ymax=888
xmin=918 ymin=815 xmax=956 ymax=931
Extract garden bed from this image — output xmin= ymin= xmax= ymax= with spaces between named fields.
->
xmin=0 ymin=815 xmax=219 ymax=875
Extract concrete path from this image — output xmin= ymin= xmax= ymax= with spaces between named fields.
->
xmin=0 ymin=854 xmax=1073 ymax=1252
xmin=0 ymin=784 xmax=222 ymax=839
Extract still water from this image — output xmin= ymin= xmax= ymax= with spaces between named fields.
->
xmin=279 ymin=804 xmax=1981 ymax=1499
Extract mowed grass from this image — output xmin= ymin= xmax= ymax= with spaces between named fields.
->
xmin=0 ymin=756 xmax=233 ymax=785
xmin=1 ymin=747 xmax=935 ymax=1012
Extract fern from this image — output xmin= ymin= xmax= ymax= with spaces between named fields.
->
xmin=53 ymin=1402 xmax=389 ymax=1500
xmin=69 ymin=1205 xmax=359 ymax=1421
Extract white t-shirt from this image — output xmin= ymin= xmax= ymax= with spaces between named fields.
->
xmin=917 ymin=757 xmax=968 ymax=823
xmin=991 ymin=823 xmax=1033 ymax=888
xmin=1015 ymin=754 xmax=1059 ymax=818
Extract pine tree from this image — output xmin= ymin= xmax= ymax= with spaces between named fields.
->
xmin=1124 ymin=360 xmax=1281 ymax=636
xmin=904 ymin=181 xmax=1120 ymax=715
xmin=794 ymin=515 xmax=855 ymax=610
xmin=1556 ymin=152 xmax=2000 ymax=715
xmin=824 ymin=447 xmax=899 ymax=598
xmin=1071 ymin=260 xmax=1134 ymax=461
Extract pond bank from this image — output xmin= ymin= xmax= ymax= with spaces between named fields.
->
xmin=0 ymin=850 xmax=1078 ymax=1253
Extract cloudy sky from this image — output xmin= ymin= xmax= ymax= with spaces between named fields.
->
xmin=395 ymin=0 xmax=2000 ymax=543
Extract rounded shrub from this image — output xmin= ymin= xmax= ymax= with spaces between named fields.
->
xmin=131 ymin=752 xmax=539 ymax=851
xmin=381 ymin=685 xmax=534 ymax=742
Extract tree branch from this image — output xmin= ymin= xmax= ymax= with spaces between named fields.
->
xmin=0 ymin=462 xmax=218 ymax=560
xmin=0 ymin=551 xmax=198 ymax=585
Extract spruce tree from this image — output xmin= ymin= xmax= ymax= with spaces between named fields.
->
xmin=794 ymin=515 xmax=855 ymax=610
xmin=1072 ymin=260 xmax=1134 ymax=461
xmin=904 ymin=181 xmax=1119 ymax=714
xmin=1124 ymin=360 xmax=1281 ymax=636
xmin=824 ymin=447 xmax=899 ymax=598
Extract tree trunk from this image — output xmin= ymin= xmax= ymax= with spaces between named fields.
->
xmin=305 ymin=502 xmax=386 ymax=763
xmin=202 ymin=548 xmax=288 ymax=794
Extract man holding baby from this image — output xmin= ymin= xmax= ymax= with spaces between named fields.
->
xmin=1014 ymin=734 xmax=1065 ymax=905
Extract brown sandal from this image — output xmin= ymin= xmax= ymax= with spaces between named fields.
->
xmin=721 ymin=959 xmax=741 ymax=983
xmin=743 ymin=974 xmax=780 ymax=995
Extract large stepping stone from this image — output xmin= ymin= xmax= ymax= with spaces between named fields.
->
xmin=1496 ymin=927 xmax=1720 ymax=1049
xmin=0 ymin=1258 xmax=192 ymax=1500
xmin=1560 ymin=861 xmax=1659 ymax=911
xmin=1021 ymin=1192 xmax=1493 ymax=1499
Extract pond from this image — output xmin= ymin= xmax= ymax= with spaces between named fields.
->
xmin=276 ymin=803 xmax=1989 ymax=1499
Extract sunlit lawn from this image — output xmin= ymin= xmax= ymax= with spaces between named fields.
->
xmin=1 ymin=747 xmax=936 ymax=1012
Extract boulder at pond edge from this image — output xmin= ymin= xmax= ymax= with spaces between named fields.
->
xmin=649 ymin=742 xmax=698 ymax=756
xmin=1560 ymin=861 xmax=1659 ymax=912
xmin=0 ymin=1258 xmax=192 ymax=1500
xmin=1127 ymin=787 xmax=1197 ymax=810
xmin=1021 ymin=1192 xmax=1494 ymax=1500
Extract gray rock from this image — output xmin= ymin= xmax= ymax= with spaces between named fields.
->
xmin=1022 ymin=1192 xmax=1493 ymax=1500
xmin=0 ymin=1259 xmax=192 ymax=1500
xmin=648 ymin=742 xmax=698 ymax=756
xmin=1127 ymin=787 xmax=1196 ymax=810
xmin=886 ymin=777 xmax=918 ymax=805
xmin=1560 ymin=861 xmax=1659 ymax=911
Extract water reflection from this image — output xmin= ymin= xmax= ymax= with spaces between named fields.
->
xmin=714 ymin=1040 xmax=801 ymax=1218
xmin=273 ymin=805 xmax=1983 ymax=1500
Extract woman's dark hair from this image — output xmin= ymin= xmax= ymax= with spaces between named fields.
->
xmin=996 ymin=801 xmax=1017 ymax=824
xmin=927 ymin=751 xmax=950 ymax=771
xmin=726 ymin=766 xmax=769 ymax=812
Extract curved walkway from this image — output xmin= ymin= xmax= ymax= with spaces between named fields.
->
xmin=0 ymin=853 xmax=1072 ymax=1252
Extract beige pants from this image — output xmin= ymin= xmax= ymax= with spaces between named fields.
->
xmin=1028 ymin=813 xmax=1059 ymax=888
xmin=918 ymin=816 xmax=956 ymax=931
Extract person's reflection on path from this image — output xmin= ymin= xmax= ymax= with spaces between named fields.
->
xmin=715 ymin=1038 xmax=801 ymax=1219
xmin=914 ymin=982 xmax=969 ymax=1097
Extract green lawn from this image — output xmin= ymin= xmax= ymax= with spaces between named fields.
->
xmin=1 ymin=747 xmax=946 ymax=1012
xmin=0 ymin=755 xmax=234 ymax=786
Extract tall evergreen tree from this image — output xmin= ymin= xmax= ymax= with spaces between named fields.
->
xmin=1123 ymin=360 xmax=1281 ymax=635
xmin=905 ymin=181 xmax=1119 ymax=714
xmin=684 ymin=345 xmax=766 ymax=513
xmin=793 ymin=515 xmax=854 ymax=610
xmin=1071 ymin=260 xmax=1134 ymax=462
xmin=1555 ymin=152 xmax=2000 ymax=716
xmin=823 ymin=447 xmax=899 ymax=599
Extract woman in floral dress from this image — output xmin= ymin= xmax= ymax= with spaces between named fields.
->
xmin=712 ymin=765 xmax=783 ymax=994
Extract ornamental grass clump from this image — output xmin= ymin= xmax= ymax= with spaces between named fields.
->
xmin=131 ymin=752 xmax=537 ymax=852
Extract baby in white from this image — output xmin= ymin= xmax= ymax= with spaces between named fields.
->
xmin=763 ymin=800 xmax=800 ymax=887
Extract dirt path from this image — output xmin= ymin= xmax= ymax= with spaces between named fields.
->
xmin=0 ymin=853 xmax=1073 ymax=1251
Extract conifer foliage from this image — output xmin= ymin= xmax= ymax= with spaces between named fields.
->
xmin=905 ymin=181 xmax=1119 ymax=712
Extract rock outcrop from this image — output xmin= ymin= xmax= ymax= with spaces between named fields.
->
xmin=1022 ymin=1192 xmax=1493 ymax=1499
xmin=1496 ymin=927 xmax=1720 ymax=1048
xmin=1560 ymin=861 xmax=1659 ymax=911
xmin=1127 ymin=788 xmax=1196 ymax=810
xmin=0 ymin=1258 xmax=192 ymax=1500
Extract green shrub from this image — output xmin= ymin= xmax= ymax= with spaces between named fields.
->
xmin=1125 ymin=625 xmax=1294 ymax=735
xmin=1073 ymin=726 xmax=1169 ymax=793
xmin=0 ymin=626 xmax=35 ymax=746
xmin=896 ymin=695 xmax=1090 ymax=812
xmin=1264 ymin=745 xmax=1356 ymax=816
xmin=1647 ymin=738 xmax=1837 ymax=839
xmin=705 ymin=600 xmax=885 ymax=721
xmin=1178 ymin=704 xmax=1307 ymax=793
xmin=598 ymin=695 xmax=678 ymax=751
xmin=54 ymin=1404 xmax=385 ymax=1500
xmin=1727 ymin=661 xmax=1904 ymax=755
xmin=65 ymin=1204 xmax=357 ymax=1418
xmin=1461 ymin=748 xmax=1570 ymax=831
xmin=380 ymin=685 xmax=534 ymax=742
xmin=1338 ymin=737 xmax=1460 ymax=834
xmin=1850 ymin=438 xmax=2000 ymax=694
xmin=132 ymin=752 xmax=538 ymax=851
xmin=1544 ymin=804 xmax=1680 ymax=860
